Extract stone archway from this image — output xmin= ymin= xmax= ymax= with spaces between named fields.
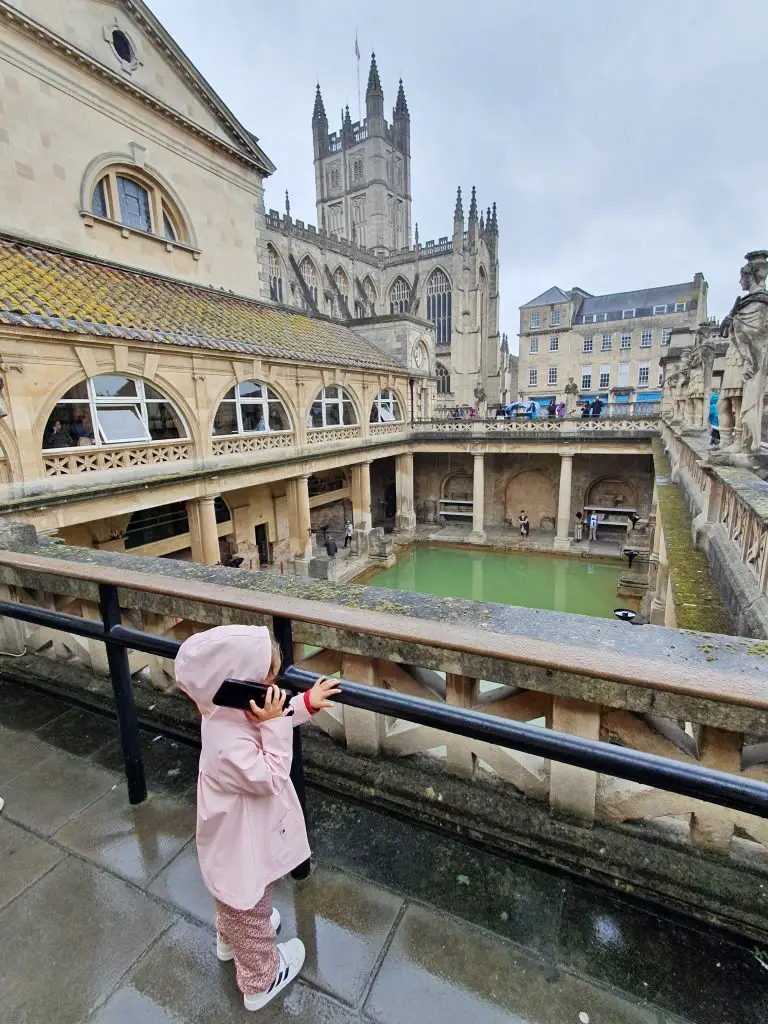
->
xmin=585 ymin=476 xmax=637 ymax=510
xmin=505 ymin=470 xmax=556 ymax=530
xmin=442 ymin=472 xmax=473 ymax=502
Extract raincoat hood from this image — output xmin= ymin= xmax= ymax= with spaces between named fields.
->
xmin=175 ymin=624 xmax=274 ymax=716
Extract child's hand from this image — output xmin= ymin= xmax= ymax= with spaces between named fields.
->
xmin=247 ymin=686 xmax=287 ymax=724
xmin=308 ymin=676 xmax=341 ymax=710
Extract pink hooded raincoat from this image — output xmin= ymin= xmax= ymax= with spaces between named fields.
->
xmin=175 ymin=624 xmax=312 ymax=910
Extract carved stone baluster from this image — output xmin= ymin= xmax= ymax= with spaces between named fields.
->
xmin=690 ymin=726 xmax=742 ymax=853
xmin=341 ymin=652 xmax=382 ymax=756
xmin=549 ymin=697 xmax=601 ymax=825
xmin=445 ymin=673 xmax=479 ymax=780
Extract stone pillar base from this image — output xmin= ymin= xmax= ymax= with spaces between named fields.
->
xmin=394 ymin=512 xmax=416 ymax=533
xmin=351 ymin=528 xmax=370 ymax=557
xmin=469 ymin=531 xmax=487 ymax=545
xmin=293 ymin=556 xmax=311 ymax=578
xmin=649 ymin=597 xmax=666 ymax=626
xmin=553 ymin=536 xmax=572 ymax=552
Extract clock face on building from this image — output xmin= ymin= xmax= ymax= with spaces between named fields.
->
xmin=413 ymin=343 xmax=424 ymax=367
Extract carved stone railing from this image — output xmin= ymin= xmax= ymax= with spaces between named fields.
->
xmin=0 ymin=536 xmax=765 ymax=927
xmin=43 ymin=440 xmax=194 ymax=476
xmin=306 ymin=425 xmax=361 ymax=445
xmin=211 ymin=432 xmax=296 ymax=456
xmin=369 ymin=422 xmax=407 ymax=437
xmin=412 ymin=417 xmax=660 ymax=437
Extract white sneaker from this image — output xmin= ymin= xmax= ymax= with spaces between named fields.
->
xmin=243 ymin=938 xmax=305 ymax=1011
xmin=217 ymin=908 xmax=281 ymax=961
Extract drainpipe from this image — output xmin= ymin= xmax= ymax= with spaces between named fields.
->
xmin=409 ymin=376 xmax=415 ymax=424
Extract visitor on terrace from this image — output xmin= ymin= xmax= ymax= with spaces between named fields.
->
xmin=176 ymin=625 xmax=340 ymax=1011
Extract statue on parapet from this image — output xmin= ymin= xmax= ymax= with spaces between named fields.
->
xmin=683 ymin=324 xmax=718 ymax=431
xmin=563 ymin=377 xmax=579 ymax=416
xmin=673 ymin=348 xmax=693 ymax=423
xmin=712 ymin=250 xmax=768 ymax=460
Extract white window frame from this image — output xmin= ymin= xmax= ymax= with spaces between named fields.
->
xmin=661 ymin=329 xmax=672 ymax=346
xmin=618 ymin=361 xmax=630 ymax=387
xmin=622 ymin=309 xmax=635 ymax=319
xmin=653 ymin=305 xmax=667 ymax=315
xmin=370 ymin=388 xmax=403 ymax=423
xmin=601 ymin=333 xmax=612 ymax=352
xmin=583 ymin=314 xmax=597 ymax=323
xmin=549 ymin=336 xmax=559 ymax=352
xmin=583 ymin=335 xmax=593 ymax=353
xmin=548 ymin=366 xmax=558 ymax=386
xmin=599 ymin=365 xmax=610 ymax=389
xmin=550 ymin=308 xmax=561 ymax=326
xmin=620 ymin=332 xmax=632 ymax=350
xmin=528 ymin=368 xmax=538 ymax=387
xmin=529 ymin=337 xmax=539 ymax=354
xmin=674 ymin=302 xmax=686 ymax=312
xmin=638 ymin=362 xmax=650 ymax=387
xmin=581 ymin=366 xmax=592 ymax=391
xmin=390 ymin=277 xmax=411 ymax=314
xmin=529 ymin=311 xmax=540 ymax=328
xmin=640 ymin=329 xmax=652 ymax=348
xmin=309 ymin=386 xmax=358 ymax=429
xmin=214 ymin=381 xmax=292 ymax=436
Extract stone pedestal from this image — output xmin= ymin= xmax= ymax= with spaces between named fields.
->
xmin=368 ymin=526 xmax=396 ymax=566
xmin=308 ymin=554 xmax=343 ymax=581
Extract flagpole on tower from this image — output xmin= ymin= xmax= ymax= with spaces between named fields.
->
xmin=355 ymin=29 xmax=361 ymax=123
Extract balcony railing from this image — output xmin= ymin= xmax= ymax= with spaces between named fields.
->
xmin=211 ymin=431 xmax=296 ymax=456
xmin=43 ymin=439 xmax=194 ymax=476
xmin=306 ymin=425 xmax=362 ymax=445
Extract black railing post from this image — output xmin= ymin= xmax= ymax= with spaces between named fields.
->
xmin=273 ymin=614 xmax=312 ymax=879
xmin=98 ymin=583 xmax=147 ymax=805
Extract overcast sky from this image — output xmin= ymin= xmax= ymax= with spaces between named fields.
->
xmin=148 ymin=0 xmax=767 ymax=353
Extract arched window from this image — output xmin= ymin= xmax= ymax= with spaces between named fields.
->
xmin=390 ymin=277 xmax=411 ymax=314
xmin=436 ymin=362 xmax=451 ymax=395
xmin=268 ymin=246 xmax=283 ymax=303
xmin=332 ymin=266 xmax=350 ymax=318
xmin=362 ymin=276 xmax=376 ymax=315
xmin=309 ymin=386 xmax=358 ymax=428
xmin=370 ymin=389 xmax=403 ymax=423
xmin=90 ymin=168 xmax=186 ymax=242
xmin=299 ymin=257 xmax=318 ymax=310
xmin=427 ymin=269 xmax=452 ymax=345
xmin=213 ymin=381 xmax=291 ymax=436
xmin=479 ymin=267 xmax=488 ymax=340
xmin=43 ymin=376 xmax=188 ymax=451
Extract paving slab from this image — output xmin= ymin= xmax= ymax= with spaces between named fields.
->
xmin=271 ymin=865 xmax=404 ymax=1006
xmin=55 ymin=786 xmax=196 ymax=886
xmin=1 ymin=745 xmax=118 ymax=836
xmin=36 ymin=706 xmax=117 ymax=757
xmin=88 ymin=918 xmax=366 ymax=1024
xmin=558 ymin=885 xmax=768 ymax=1024
xmin=148 ymin=839 xmax=214 ymax=924
xmin=0 ymin=817 xmax=64 ymax=910
xmin=0 ymin=723 xmax=60 ymax=786
xmin=365 ymin=903 xmax=661 ymax=1024
xmin=0 ymin=679 xmax=70 ymax=731
xmin=0 ymin=856 xmax=174 ymax=1024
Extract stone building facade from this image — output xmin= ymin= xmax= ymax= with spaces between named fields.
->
xmin=518 ymin=277 xmax=707 ymax=410
xmin=261 ymin=55 xmax=508 ymax=410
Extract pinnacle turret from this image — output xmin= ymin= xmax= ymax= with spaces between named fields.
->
xmin=468 ymin=185 xmax=478 ymax=222
xmin=365 ymin=52 xmax=384 ymax=119
xmin=312 ymin=83 xmax=327 ymax=124
xmin=394 ymin=78 xmax=409 ymax=118
xmin=454 ymin=186 xmax=463 ymax=223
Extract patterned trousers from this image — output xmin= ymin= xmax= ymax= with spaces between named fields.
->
xmin=215 ymin=886 xmax=279 ymax=995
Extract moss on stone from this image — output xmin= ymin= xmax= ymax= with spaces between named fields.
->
xmin=746 ymin=642 xmax=768 ymax=656
xmin=653 ymin=440 xmax=733 ymax=635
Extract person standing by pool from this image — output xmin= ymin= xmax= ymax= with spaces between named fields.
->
xmin=519 ymin=510 xmax=530 ymax=537
xmin=344 ymin=520 xmax=354 ymax=548
xmin=574 ymin=511 xmax=583 ymax=542
xmin=588 ymin=511 xmax=599 ymax=541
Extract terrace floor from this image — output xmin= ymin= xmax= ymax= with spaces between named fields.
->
xmin=0 ymin=679 xmax=765 ymax=1024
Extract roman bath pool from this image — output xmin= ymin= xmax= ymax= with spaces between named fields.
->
xmin=358 ymin=545 xmax=623 ymax=619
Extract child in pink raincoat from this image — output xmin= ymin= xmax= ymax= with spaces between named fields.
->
xmin=176 ymin=624 xmax=339 ymax=1012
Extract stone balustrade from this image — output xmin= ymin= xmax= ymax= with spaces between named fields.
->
xmin=412 ymin=416 xmax=660 ymax=437
xmin=0 ymin=535 xmax=766 ymax=935
xmin=43 ymin=439 xmax=194 ymax=476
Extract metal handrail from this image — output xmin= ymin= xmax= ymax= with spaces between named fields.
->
xmin=0 ymin=589 xmax=767 ymax=823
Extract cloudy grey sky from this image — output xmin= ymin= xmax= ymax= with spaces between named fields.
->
xmin=149 ymin=0 xmax=766 ymax=353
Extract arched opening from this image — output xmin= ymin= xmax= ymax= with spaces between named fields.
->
xmin=505 ymin=471 xmax=556 ymax=532
xmin=90 ymin=165 xmax=188 ymax=242
xmin=213 ymin=381 xmax=292 ymax=436
xmin=370 ymin=389 xmax=403 ymax=423
xmin=436 ymin=362 xmax=451 ymax=395
xmin=299 ymin=256 xmax=319 ymax=310
xmin=361 ymin=275 xmax=377 ymax=316
xmin=332 ymin=266 xmax=350 ymax=318
xmin=309 ymin=386 xmax=358 ymax=429
xmin=585 ymin=477 xmax=638 ymax=510
xmin=442 ymin=472 xmax=473 ymax=502
xmin=43 ymin=375 xmax=188 ymax=451
xmin=426 ymin=268 xmax=452 ymax=345
xmin=267 ymin=245 xmax=284 ymax=302
xmin=390 ymin=276 xmax=411 ymax=314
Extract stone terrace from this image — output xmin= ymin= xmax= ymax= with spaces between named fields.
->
xmin=2 ymin=679 xmax=767 ymax=1024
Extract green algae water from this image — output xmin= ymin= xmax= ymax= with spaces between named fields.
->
xmin=362 ymin=545 xmax=621 ymax=619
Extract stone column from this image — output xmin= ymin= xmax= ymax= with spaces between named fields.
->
xmin=187 ymin=497 xmax=220 ymax=564
xmin=469 ymin=452 xmax=486 ymax=544
xmin=554 ymin=453 xmax=574 ymax=551
xmin=395 ymin=452 xmax=416 ymax=533
xmin=650 ymin=526 xmax=669 ymax=626
xmin=352 ymin=461 xmax=372 ymax=532
xmin=296 ymin=474 xmax=312 ymax=558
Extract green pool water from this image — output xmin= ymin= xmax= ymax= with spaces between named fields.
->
xmin=362 ymin=545 xmax=621 ymax=619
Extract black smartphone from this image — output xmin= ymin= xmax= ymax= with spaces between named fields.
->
xmin=212 ymin=679 xmax=272 ymax=711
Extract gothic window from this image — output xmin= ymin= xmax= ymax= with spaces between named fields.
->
xmin=370 ymin=389 xmax=403 ymax=423
xmin=333 ymin=267 xmax=350 ymax=315
xmin=267 ymin=245 xmax=283 ymax=303
xmin=213 ymin=381 xmax=291 ymax=436
xmin=90 ymin=167 xmax=187 ymax=242
xmin=328 ymin=166 xmax=341 ymax=190
xmin=390 ymin=276 xmax=411 ymax=314
xmin=309 ymin=386 xmax=358 ymax=428
xmin=362 ymin=276 xmax=376 ymax=314
xmin=328 ymin=203 xmax=343 ymax=236
xmin=436 ymin=362 xmax=451 ymax=395
xmin=351 ymin=198 xmax=365 ymax=244
xmin=299 ymin=256 xmax=318 ymax=310
xmin=426 ymin=268 xmax=452 ymax=345
xmin=352 ymin=159 xmax=363 ymax=182
xmin=43 ymin=376 xmax=188 ymax=451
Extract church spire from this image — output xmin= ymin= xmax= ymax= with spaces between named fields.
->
xmin=468 ymin=185 xmax=478 ymax=222
xmin=312 ymin=83 xmax=327 ymax=124
xmin=454 ymin=186 xmax=463 ymax=223
xmin=366 ymin=52 xmax=384 ymax=119
xmin=394 ymin=78 xmax=409 ymax=118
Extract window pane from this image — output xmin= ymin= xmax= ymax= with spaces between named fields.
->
xmin=213 ymin=402 xmax=238 ymax=436
xmin=267 ymin=404 xmax=290 ymax=431
xmin=162 ymin=210 xmax=176 ymax=241
xmin=146 ymin=401 xmax=184 ymax=440
xmin=93 ymin=375 xmax=137 ymax=398
xmin=96 ymin=406 xmax=148 ymax=442
xmin=241 ymin=404 xmax=268 ymax=433
xmin=310 ymin=403 xmax=323 ymax=428
xmin=92 ymin=179 xmax=108 ymax=218
xmin=144 ymin=383 xmax=165 ymax=400
xmin=238 ymin=381 xmax=264 ymax=399
xmin=324 ymin=386 xmax=339 ymax=399
xmin=326 ymin=403 xmax=341 ymax=426
xmin=60 ymin=381 xmax=89 ymax=401
xmin=43 ymin=404 xmax=79 ymax=449
xmin=342 ymin=401 xmax=356 ymax=425
xmin=116 ymin=176 xmax=152 ymax=232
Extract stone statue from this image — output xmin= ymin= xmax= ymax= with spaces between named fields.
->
xmin=673 ymin=349 xmax=692 ymax=422
xmin=716 ymin=250 xmax=768 ymax=454
xmin=473 ymin=382 xmax=487 ymax=417
xmin=564 ymin=377 xmax=579 ymax=416
xmin=683 ymin=325 xmax=716 ymax=430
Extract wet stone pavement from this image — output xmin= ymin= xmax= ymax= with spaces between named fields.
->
xmin=0 ymin=679 xmax=766 ymax=1024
